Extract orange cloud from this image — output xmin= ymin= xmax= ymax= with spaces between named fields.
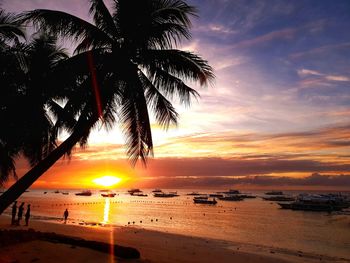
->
xmin=5 ymin=124 xmax=349 ymax=190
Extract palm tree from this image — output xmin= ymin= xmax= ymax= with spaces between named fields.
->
xmin=0 ymin=9 xmax=30 ymax=185
xmin=0 ymin=0 xmax=214 ymax=214
xmin=0 ymin=34 xmax=70 ymax=210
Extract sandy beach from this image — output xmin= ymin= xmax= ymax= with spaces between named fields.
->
xmin=1 ymin=215 xmax=348 ymax=263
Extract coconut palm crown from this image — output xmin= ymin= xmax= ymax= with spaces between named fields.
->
xmin=20 ymin=0 xmax=214 ymax=165
xmin=0 ymin=33 xmax=68 ymax=184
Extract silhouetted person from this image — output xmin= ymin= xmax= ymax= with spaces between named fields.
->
xmin=63 ymin=208 xmax=69 ymax=224
xmin=17 ymin=202 xmax=24 ymax=226
xmin=11 ymin=201 xmax=17 ymax=225
xmin=25 ymin=204 xmax=31 ymax=226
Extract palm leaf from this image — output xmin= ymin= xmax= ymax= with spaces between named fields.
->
xmin=0 ymin=9 xmax=26 ymax=43
xmin=142 ymin=49 xmax=214 ymax=85
xmin=148 ymin=22 xmax=191 ymax=49
xmin=119 ymin=75 xmax=153 ymax=166
xmin=0 ymin=143 xmax=18 ymax=185
xmin=139 ymin=70 xmax=178 ymax=129
xmin=18 ymin=9 xmax=112 ymax=49
xmin=145 ymin=65 xmax=199 ymax=106
xmin=89 ymin=0 xmax=119 ymax=38
xmin=151 ymin=0 xmax=198 ymax=27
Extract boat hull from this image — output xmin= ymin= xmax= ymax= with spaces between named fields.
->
xmin=194 ymin=200 xmax=217 ymax=204
xmin=278 ymin=202 xmax=342 ymax=212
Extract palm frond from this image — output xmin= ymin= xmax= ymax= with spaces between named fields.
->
xmin=145 ymin=65 xmax=199 ymax=106
xmin=148 ymin=22 xmax=191 ymax=49
xmin=142 ymin=49 xmax=214 ymax=86
xmin=89 ymin=0 xmax=118 ymax=38
xmin=139 ymin=70 xmax=178 ymax=129
xmin=0 ymin=144 xmax=18 ymax=186
xmin=112 ymin=0 xmax=196 ymax=50
xmin=0 ymin=9 xmax=26 ymax=43
xmin=18 ymin=9 xmax=112 ymax=49
xmin=151 ymin=0 xmax=198 ymax=27
xmin=119 ymin=77 xmax=153 ymax=166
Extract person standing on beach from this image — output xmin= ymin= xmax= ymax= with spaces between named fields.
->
xmin=63 ymin=208 xmax=69 ymax=224
xmin=11 ymin=201 xmax=17 ymax=225
xmin=25 ymin=204 xmax=31 ymax=226
xmin=17 ymin=202 xmax=24 ymax=226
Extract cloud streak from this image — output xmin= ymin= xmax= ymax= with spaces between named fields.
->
xmin=137 ymin=173 xmax=350 ymax=189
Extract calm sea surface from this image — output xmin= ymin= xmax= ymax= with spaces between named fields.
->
xmin=3 ymin=189 xmax=350 ymax=259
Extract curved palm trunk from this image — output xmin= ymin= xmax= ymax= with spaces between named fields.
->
xmin=0 ymin=119 xmax=94 ymax=214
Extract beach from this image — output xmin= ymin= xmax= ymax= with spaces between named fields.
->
xmin=1 ymin=215 xmax=349 ymax=263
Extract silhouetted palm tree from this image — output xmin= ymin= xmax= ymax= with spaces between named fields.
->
xmin=0 ymin=0 xmax=214 ymax=213
xmin=0 ymin=9 xmax=25 ymax=183
xmin=0 ymin=34 xmax=69 ymax=206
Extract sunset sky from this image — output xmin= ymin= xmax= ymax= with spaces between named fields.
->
xmin=2 ymin=0 xmax=350 ymax=190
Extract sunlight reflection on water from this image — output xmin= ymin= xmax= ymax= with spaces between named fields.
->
xmin=103 ymin=198 xmax=110 ymax=224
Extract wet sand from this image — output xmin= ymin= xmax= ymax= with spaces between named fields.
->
xmin=0 ymin=215 xmax=348 ymax=263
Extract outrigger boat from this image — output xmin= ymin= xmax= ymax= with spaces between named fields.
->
xmin=193 ymin=196 xmax=217 ymax=204
xmin=154 ymin=191 xmax=178 ymax=197
xmin=101 ymin=192 xmax=117 ymax=197
xmin=75 ymin=190 xmax=92 ymax=196
xmin=278 ymin=193 xmax=349 ymax=212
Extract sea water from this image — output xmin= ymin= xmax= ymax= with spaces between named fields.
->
xmin=3 ymin=189 xmax=350 ymax=259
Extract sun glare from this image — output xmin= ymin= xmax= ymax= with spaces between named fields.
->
xmin=93 ymin=176 xmax=122 ymax=187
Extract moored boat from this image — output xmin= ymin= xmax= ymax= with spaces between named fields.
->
xmin=265 ymin=191 xmax=284 ymax=195
xmin=131 ymin=192 xmax=148 ymax=197
xmin=209 ymin=193 xmax=223 ymax=198
xmin=186 ymin=191 xmax=201 ymax=196
xmin=218 ymin=195 xmax=244 ymax=201
xmin=193 ymin=196 xmax=208 ymax=200
xmin=278 ymin=201 xmax=341 ymax=212
xmin=193 ymin=197 xmax=217 ymax=204
xmin=154 ymin=192 xmax=178 ymax=197
xmin=220 ymin=189 xmax=241 ymax=195
xmin=278 ymin=193 xmax=348 ymax=212
xmin=263 ymin=196 xmax=295 ymax=201
xmin=238 ymin=194 xmax=257 ymax=199
xmin=101 ymin=192 xmax=117 ymax=197
xmin=75 ymin=190 xmax=92 ymax=196
xmin=128 ymin=188 xmax=142 ymax=195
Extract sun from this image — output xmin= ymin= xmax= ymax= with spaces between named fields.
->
xmin=93 ymin=176 xmax=122 ymax=187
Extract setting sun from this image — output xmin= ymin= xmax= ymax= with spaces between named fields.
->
xmin=92 ymin=176 xmax=122 ymax=187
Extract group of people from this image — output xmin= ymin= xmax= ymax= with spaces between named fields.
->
xmin=11 ymin=201 xmax=69 ymax=225
xmin=11 ymin=201 xmax=31 ymax=226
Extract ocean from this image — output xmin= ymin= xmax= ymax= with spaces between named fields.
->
xmin=3 ymin=188 xmax=350 ymax=259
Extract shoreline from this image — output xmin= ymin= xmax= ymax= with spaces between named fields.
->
xmin=1 ymin=215 xmax=349 ymax=263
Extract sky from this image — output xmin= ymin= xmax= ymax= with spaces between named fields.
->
xmin=1 ymin=0 xmax=350 ymax=190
